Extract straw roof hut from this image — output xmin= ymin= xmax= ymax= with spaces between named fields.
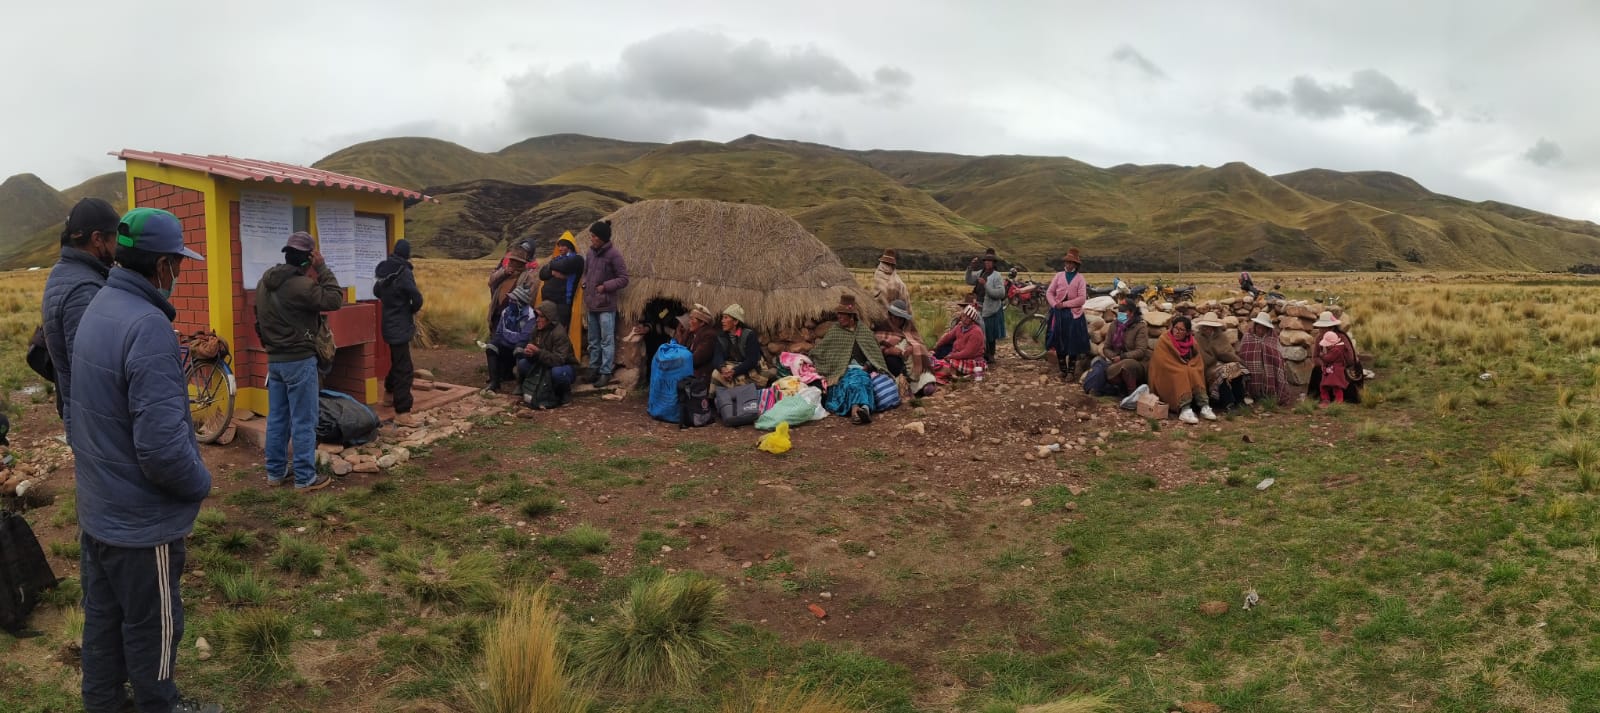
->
xmin=579 ymin=198 xmax=883 ymax=334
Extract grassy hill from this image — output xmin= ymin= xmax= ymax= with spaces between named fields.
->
xmin=0 ymin=172 xmax=126 ymax=269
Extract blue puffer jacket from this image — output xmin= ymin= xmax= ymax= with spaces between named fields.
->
xmin=70 ymin=268 xmax=212 ymax=548
xmin=42 ymin=247 xmax=110 ymax=424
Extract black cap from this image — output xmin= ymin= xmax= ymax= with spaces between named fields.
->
xmin=65 ymin=198 xmax=120 ymax=239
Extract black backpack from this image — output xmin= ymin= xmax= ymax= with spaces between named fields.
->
xmin=25 ymin=325 xmax=54 ymax=383
xmin=315 ymin=389 xmax=380 ymax=446
xmin=0 ymin=509 xmax=58 ymax=633
xmin=677 ymin=375 xmax=714 ymax=429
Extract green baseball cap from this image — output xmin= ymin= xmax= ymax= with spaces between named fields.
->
xmin=116 ymin=208 xmax=205 ymax=261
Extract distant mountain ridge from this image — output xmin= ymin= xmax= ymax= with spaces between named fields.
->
xmin=4 ymin=135 xmax=1598 ymax=272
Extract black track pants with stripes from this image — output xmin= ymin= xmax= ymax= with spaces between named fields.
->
xmin=80 ymin=533 xmax=184 ymax=713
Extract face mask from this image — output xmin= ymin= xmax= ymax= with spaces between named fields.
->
xmin=1116 ymin=313 xmax=1129 ymax=324
xmin=156 ymin=259 xmax=176 ymax=300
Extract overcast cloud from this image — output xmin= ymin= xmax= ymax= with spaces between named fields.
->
xmin=5 ymin=0 xmax=1597 ymax=222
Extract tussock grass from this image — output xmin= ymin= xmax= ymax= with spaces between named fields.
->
xmin=470 ymin=588 xmax=591 ymax=713
xmin=398 ymin=548 xmax=500 ymax=610
xmin=1550 ymin=435 xmax=1600 ymax=471
xmin=1557 ymin=407 xmax=1595 ymax=431
xmin=720 ymin=685 xmax=858 ymax=713
xmin=1490 ymin=447 xmax=1536 ymax=479
xmin=268 ymin=534 xmax=325 ymax=576
xmin=540 ymin=524 xmax=611 ymax=558
xmin=211 ymin=569 xmax=272 ymax=606
xmin=1547 ymin=496 xmax=1578 ymax=521
xmin=520 ymin=494 xmax=564 ymax=519
xmin=1017 ymin=692 xmax=1119 ymax=713
xmin=306 ymin=494 xmax=345 ymax=519
xmin=217 ymin=608 xmax=295 ymax=677
xmin=1355 ymin=420 xmax=1393 ymax=443
xmin=216 ymin=530 xmax=256 ymax=553
xmin=573 ymin=573 xmax=730 ymax=691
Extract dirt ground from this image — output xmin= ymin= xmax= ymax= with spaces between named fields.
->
xmin=4 ymin=345 xmax=1266 ymax=710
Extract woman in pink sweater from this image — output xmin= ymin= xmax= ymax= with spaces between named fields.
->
xmin=934 ymin=305 xmax=988 ymax=378
xmin=1044 ymin=248 xmax=1090 ymax=380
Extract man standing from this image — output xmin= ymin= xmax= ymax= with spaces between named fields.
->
xmin=538 ymin=234 xmax=585 ymax=327
xmin=71 ymin=207 xmax=219 ymax=713
xmin=870 ymin=248 xmax=909 ymax=310
xmin=255 ymin=231 xmax=343 ymax=491
xmin=965 ymin=248 xmax=1007 ymax=363
xmin=43 ymin=198 xmax=120 ymax=434
xmin=581 ymin=219 xmax=629 ymax=388
xmin=374 ymin=238 xmax=423 ymax=415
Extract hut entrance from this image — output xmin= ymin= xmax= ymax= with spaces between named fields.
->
xmin=624 ymin=297 xmax=686 ymax=388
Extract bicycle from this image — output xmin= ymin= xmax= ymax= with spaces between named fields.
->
xmin=1012 ymin=310 xmax=1050 ymax=360
xmin=180 ymin=335 xmax=236 ymax=445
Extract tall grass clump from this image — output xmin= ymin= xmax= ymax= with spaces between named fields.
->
xmin=211 ymin=569 xmax=272 ymax=606
xmin=1017 ymin=693 xmax=1119 ymax=713
xmin=573 ymin=573 xmax=730 ymax=691
xmin=217 ymin=608 xmax=296 ymax=677
xmin=399 ymin=548 xmax=500 ymax=610
xmin=1490 ymin=447 xmax=1536 ymax=479
xmin=268 ymin=534 xmax=325 ymax=576
xmin=470 ymin=588 xmax=591 ymax=713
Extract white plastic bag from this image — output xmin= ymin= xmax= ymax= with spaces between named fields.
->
xmin=797 ymin=386 xmax=829 ymax=421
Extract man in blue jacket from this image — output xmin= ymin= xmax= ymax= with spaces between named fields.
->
xmin=42 ymin=197 xmax=119 ymax=436
xmin=70 ymin=207 xmax=218 ymax=713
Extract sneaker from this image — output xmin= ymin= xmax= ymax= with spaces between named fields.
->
xmin=1200 ymin=406 xmax=1218 ymax=421
xmin=1119 ymin=384 xmax=1149 ymax=410
xmin=172 ymin=699 xmax=222 ymax=713
xmin=296 ymin=474 xmax=332 ymax=492
xmin=1179 ymin=408 xmax=1199 ymax=425
xmin=858 ymin=407 xmax=872 ymax=425
xmin=266 ymin=476 xmax=291 ymax=487
xmin=593 ymin=373 xmax=611 ymax=389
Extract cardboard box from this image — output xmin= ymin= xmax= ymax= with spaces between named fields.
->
xmin=1135 ymin=392 xmax=1168 ymax=420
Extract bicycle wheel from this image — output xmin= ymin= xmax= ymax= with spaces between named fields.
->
xmin=1012 ymin=313 xmax=1049 ymax=360
xmin=187 ymin=360 xmax=236 ymax=444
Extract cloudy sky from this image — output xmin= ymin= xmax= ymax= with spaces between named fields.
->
xmin=7 ymin=0 xmax=1597 ymax=221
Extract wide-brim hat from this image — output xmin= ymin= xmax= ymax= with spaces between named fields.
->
xmin=887 ymin=299 xmax=913 ymax=320
xmin=981 ymin=247 xmax=998 ymax=262
xmin=1251 ymin=313 xmax=1276 ymax=329
xmin=1063 ymin=248 xmax=1082 ymax=267
xmin=1312 ymin=311 xmax=1341 ymax=328
xmin=1194 ymin=311 xmax=1225 ymax=328
xmin=835 ymin=293 xmax=859 ymax=316
xmin=879 ymin=249 xmax=897 ymax=266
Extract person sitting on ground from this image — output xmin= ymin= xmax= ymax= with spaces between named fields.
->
xmin=673 ymin=303 xmax=719 ymax=380
xmin=1148 ymin=315 xmax=1216 ymax=424
xmin=1238 ymin=313 xmax=1295 ymax=406
xmin=1102 ymin=300 xmax=1150 ymax=396
xmin=1312 ymin=311 xmax=1356 ymax=406
xmin=874 ymin=299 xmax=934 ymax=387
xmin=537 ymin=235 xmax=585 ymax=327
xmin=516 ymin=301 xmax=578 ymax=410
xmin=871 ymin=249 xmax=909 ymax=309
xmin=711 ymin=304 xmax=772 ymax=389
xmin=485 ymin=286 xmax=536 ymax=393
xmin=934 ymin=305 xmax=988 ymax=379
xmin=1239 ymin=271 xmax=1260 ymax=299
xmin=486 ymin=240 xmax=533 ymax=334
xmin=810 ymin=294 xmax=887 ymax=424
xmin=1196 ymin=312 xmax=1248 ymax=411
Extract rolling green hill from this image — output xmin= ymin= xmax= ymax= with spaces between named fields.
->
xmin=0 ymin=172 xmax=126 ymax=269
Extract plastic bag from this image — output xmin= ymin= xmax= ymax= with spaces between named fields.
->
xmin=796 ymin=386 xmax=828 ymax=421
xmin=756 ymin=391 xmax=822 ymax=430
xmin=757 ymin=422 xmax=791 ymax=454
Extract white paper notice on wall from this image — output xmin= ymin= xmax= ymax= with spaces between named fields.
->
xmin=350 ymin=216 xmax=389 ymax=301
xmin=314 ymin=200 xmax=356 ymax=301
xmin=239 ymin=191 xmax=293 ymax=287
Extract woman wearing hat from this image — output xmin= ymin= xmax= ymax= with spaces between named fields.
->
xmin=485 ymin=285 xmax=536 ymax=393
xmin=1102 ymin=299 xmax=1150 ymax=395
xmin=486 ymin=240 xmax=534 ymax=333
xmin=874 ymin=299 xmax=936 ymax=392
xmin=1195 ymin=312 xmax=1248 ymax=411
xmin=871 ymin=249 xmax=909 ymax=310
xmin=811 ymin=294 xmax=888 ymax=424
xmin=964 ymin=248 xmax=1007 ymax=362
xmin=933 ymin=305 xmax=988 ymax=379
xmin=1045 ymin=248 xmax=1091 ymax=380
xmin=1311 ymin=311 xmax=1358 ymax=406
xmin=1238 ymin=312 xmax=1295 ymax=405
xmin=1148 ymin=315 xmax=1216 ymax=424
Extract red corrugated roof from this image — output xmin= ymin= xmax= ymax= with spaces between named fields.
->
xmin=111 ymin=149 xmax=435 ymax=202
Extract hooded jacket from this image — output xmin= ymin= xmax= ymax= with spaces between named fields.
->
xmin=71 ymin=267 xmax=212 ymax=548
xmin=582 ymin=241 xmax=629 ymax=313
xmin=255 ymin=263 xmax=345 ymax=363
xmin=373 ymin=254 xmax=424 ymax=344
xmin=526 ymin=302 xmax=578 ymax=368
xmin=539 ymin=241 xmax=586 ymax=307
xmin=42 ymin=246 xmax=110 ymax=423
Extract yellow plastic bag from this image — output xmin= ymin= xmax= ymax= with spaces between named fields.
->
xmin=758 ymin=422 xmax=792 ymax=454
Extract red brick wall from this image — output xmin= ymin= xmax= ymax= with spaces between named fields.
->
xmin=133 ymin=179 xmax=208 ymax=334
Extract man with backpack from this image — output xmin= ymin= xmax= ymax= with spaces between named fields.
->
xmin=255 ymin=232 xmax=344 ymax=491
xmin=373 ymin=238 xmax=424 ymax=415
xmin=70 ymin=207 xmax=220 ymax=713
xmin=41 ymin=198 xmax=120 ymax=437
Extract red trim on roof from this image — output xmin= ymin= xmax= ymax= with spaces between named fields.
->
xmin=111 ymin=149 xmax=435 ymax=202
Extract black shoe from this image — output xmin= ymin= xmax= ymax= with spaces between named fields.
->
xmin=173 ymin=699 xmax=223 ymax=713
xmin=593 ymin=373 xmax=611 ymax=389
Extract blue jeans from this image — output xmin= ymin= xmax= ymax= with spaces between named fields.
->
xmin=586 ymin=311 xmax=616 ymax=375
xmin=265 ymin=357 xmax=319 ymax=486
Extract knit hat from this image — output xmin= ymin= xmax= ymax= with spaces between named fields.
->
xmin=282 ymin=231 xmax=315 ymax=253
xmin=887 ymin=299 xmax=913 ymax=320
xmin=1251 ymin=313 xmax=1276 ymax=329
xmin=64 ymin=198 xmax=120 ymax=242
xmin=722 ymin=303 xmax=746 ymax=324
xmin=120 ymin=208 xmax=205 ymax=260
xmin=689 ymin=303 xmax=714 ymax=323
xmin=509 ymin=285 xmax=532 ymax=305
xmin=589 ymin=219 xmax=613 ymax=242
xmin=962 ymin=304 xmax=981 ymax=321
xmin=1312 ymin=311 xmax=1341 ymax=328
xmin=835 ymin=294 xmax=859 ymax=316
xmin=879 ymin=249 xmax=897 ymax=266
xmin=393 ymin=238 xmax=411 ymax=259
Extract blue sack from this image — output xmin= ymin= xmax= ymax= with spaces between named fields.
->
xmin=870 ymin=372 xmax=900 ymax=410
xmin=1082 ymin=357 xmax=1110 ymax=396
xmin=648 ymin=340 xmax=693 ymax=422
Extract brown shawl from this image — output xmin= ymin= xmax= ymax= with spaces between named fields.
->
xmin=871 ymin=265 xmax=910 ymax=309
xmin=1148 ymin=331 xmax=1207 ymax=411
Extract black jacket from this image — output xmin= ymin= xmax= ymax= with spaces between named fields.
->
xmin=255 ymin=263 xmax=344 ymax=362
xmin=712 ymin=326 xmax=763 ymax=378
xmin=538 ymin=253 xmax=585 ymax=306
xmin=42 ymin=247 xmax=110 ymax=422
xmin=374 ymin=255 xmax=424 ymax=344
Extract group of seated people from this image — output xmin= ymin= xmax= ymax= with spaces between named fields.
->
xmin=1094 ymin=299 xmax=1361 ymax=424
xmin=483 ymin=286 xmax=580 ymax=410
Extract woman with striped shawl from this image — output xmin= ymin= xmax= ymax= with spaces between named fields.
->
xmin=1238 ymin=313 xmax=1295 ymax=406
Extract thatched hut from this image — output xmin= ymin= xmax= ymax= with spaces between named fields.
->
xmin=580 ymin=198 xmax=882 ymax=331
xmin=576 ymin=199 xmax=881 ymax=385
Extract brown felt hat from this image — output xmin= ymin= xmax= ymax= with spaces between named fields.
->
xmin=1063 ymin=248 xmax=1082 ymax=267
xmin=879 ymin=249 xmax=897 ymax=266
xmin=835 ymin=293 xmax=859 ymax=316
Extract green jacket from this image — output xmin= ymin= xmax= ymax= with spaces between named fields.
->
xmin=255 ymin=264 xmax=344 ymax=363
